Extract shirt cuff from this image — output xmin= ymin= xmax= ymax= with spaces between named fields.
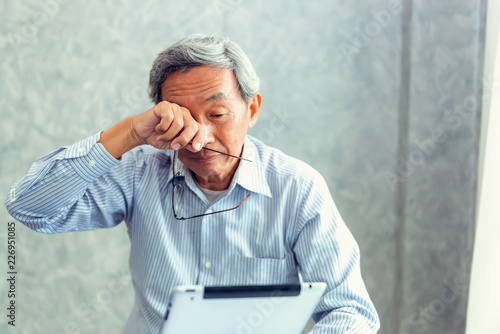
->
xmin=66 ymin=132 xmax=120 ymax=182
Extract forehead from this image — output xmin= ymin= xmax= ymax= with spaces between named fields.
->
xmin=161 ymin=66 xmax=240 ymax=104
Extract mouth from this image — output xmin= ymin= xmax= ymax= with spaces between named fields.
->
xmin=189 ymin=154 xmax=219 ymax=164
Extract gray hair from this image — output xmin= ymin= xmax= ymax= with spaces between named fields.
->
xmin=149 ymin=34 xmax=260 ymax=104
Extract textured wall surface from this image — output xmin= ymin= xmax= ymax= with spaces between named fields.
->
xmin=0 ymin=1 xmax=485 ymax=333
xmin=397 ymin=1 xmax=485 ymax=333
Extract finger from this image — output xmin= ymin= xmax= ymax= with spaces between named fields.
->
xmin=155 ymin=101 xmax=175 ymax=133
xmin=160 ymin=115 xmax=184 ymax=142
xmin=185 ymin=125 xmax=205 ymax=152
xmin=155 ymin=116 xmax=172 ymax=134
xmin=153 ymin=140 xmax=172 ymax=150
xmin=170 ymin=122 xmax=199 ymax=151
xmin=156 ymin=104 xmax=188 ymax=147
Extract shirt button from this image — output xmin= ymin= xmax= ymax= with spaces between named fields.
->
xmin=78 ymin=147 xmax=86 ymax=154
xmin=205 ymin=261 xmax=212 ymax=269
xmin=88 ymin=160 xmax=96 ymax=167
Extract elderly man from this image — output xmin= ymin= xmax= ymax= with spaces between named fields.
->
xmin=5 ymin=34 xmax=379 ymax=333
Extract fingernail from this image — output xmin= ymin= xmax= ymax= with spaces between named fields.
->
xmin=193 ymin=142 xmax=201 ymax=151
xmin=171 ymin=143 xmax=181 ymax=150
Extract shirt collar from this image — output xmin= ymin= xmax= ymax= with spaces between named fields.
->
xmin=232 ymin=137 xmax=272 ymax=198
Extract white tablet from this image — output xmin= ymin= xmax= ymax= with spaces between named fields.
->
xmin=159 ymin=282 xmax=327 ymax=334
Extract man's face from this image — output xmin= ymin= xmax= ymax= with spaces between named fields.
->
xmin=161 ymin=66 xmax=261 ymax=190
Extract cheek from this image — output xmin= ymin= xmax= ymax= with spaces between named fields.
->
xmin=213 ymin=123 xmax=245 ymax=145
xmin=218 ymin=128 xmax=246 ymax=151
xmin=210 ymin=108 xmax=250 ymax=151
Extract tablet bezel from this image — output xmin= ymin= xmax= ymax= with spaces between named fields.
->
xmin=160 ymin=282 xmax=326 ymax=334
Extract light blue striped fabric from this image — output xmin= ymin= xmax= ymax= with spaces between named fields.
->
xmin=5 ymin=133 xmax=380 ymax=333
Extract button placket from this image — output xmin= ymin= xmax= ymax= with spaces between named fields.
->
xmin=198 ymin=215 xmax=217 ymax=284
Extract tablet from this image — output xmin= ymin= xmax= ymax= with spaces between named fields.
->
xmin=159 ymin=282 xmax=327 ymax=334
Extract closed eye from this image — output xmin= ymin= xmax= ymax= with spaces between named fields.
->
xmin=208 ymin=107 xmax=232 ymax=120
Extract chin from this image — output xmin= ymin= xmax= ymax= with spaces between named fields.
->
xmin=183 ymin=159 xmax=220 ymax=176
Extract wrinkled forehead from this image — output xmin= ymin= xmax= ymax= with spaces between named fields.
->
xmin=161 ymin=66 xmax=241 ymax=105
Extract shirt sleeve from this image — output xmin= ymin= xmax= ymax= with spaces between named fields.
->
xmin=292 ymin=171 xmax=380 ymax=333
xmin=4 ymin=132 xmax=136 ymax=233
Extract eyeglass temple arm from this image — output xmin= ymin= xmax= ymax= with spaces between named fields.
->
xmin=187 ymin=143 xmax=252 ymax=162
xmin=175 ymin=194 xmax=251 ymax=221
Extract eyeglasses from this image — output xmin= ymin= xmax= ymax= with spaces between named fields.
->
xmin=172 ymin=147 xmax=251 ymax=220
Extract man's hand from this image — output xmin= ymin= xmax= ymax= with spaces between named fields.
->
xmin=132 ymin=101 xmax=205 ymax=152
xmin=98 ymin=101 xmax=205 ymax=159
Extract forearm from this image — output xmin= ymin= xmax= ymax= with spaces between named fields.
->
xmin=309 ymin=305 xmax=378 ymax=334
xmin=307 ymin=265 xmax=380 ymax=333
xmin=98 ymin=115 xmax=142 ymax=159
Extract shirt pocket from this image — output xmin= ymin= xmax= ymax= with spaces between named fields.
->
xmin=230 ymin=254 xmax=299 ymax=285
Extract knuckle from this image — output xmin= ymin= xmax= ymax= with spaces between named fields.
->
xmin=186 ymin=122 xmax=199 ymax=130
xmin=164 ymin=116 xmax=174 ymax=125
xmin=162 ymin=108 xmax=174 ymax=120
xmin=172 ymin=104 xmax=182 ymax=113
xmin=158 ymin=100 xmax=170 ymax=108
xmin=172 ymin=118 xmax=183 ymax=128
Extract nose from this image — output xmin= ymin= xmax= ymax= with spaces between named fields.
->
xmin=199 ymin=121 xmax=215 ymax=148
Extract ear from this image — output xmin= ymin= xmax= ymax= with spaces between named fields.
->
xmin=247 ymin=93 xmax=262 ymax=128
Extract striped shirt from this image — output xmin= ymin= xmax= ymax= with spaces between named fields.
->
xmin=5 ymin=133 xmax=380 ymax=333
